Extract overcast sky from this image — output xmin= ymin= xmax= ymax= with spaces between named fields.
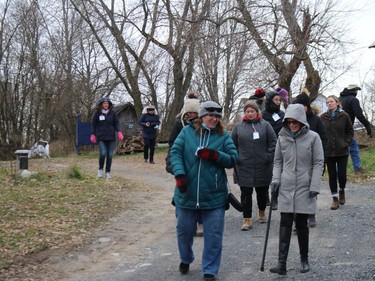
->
xmin=342 ymin=0 xmax=375 ymax=86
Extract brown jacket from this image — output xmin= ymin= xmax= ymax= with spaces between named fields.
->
xmin=321 ymin=110 xmax=353 ymax=157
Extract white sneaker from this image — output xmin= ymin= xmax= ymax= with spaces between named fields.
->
xmin=105 ymin=172 xmax=111 ymax=179
xmin=97 ymin=169 xmax=103 ymax=178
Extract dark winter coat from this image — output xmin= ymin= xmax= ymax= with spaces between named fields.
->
xmin=170 ymin=124 xmax=238 ymax=210
xmin=139 ymin=113 xmax=160 ymax=139
xmin=262 ymin=93 xmax=285 ymax=136
xmin=168 ymin=113 xmax=198 ymax=146
xmin=231 ymin=118 xmax=276 ymax=187
xmin=306 ymin=107 xmax=328 ymax=157
xmin=321 ymin=110 xmax=354 ymax=158
xmin=273 ymin=104 xmax=324 ymax=214
xmin=168 ymin=118 xmax=183 ymax=146
xmin=339 ymin=89 xmax=371 ymax=128
xmin=91 ymin=110 xmax=121 ymax=141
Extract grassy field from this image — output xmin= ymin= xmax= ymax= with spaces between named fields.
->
xmin=0 ymin=146 xmax=374 ymax=275
xmin=0 ymin=160 xmax=134 ymax=273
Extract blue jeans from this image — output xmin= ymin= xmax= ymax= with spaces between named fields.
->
xmin=349 ymin=138 xmax=361 ymax=171
xmin=98 ymin=140 xmax=115 ymax=173
xmin=175 ymin=206 xmax=225 ymax=276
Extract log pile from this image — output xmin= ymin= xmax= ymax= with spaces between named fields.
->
xmin=116 ymin=135 xmax=144 ymax=154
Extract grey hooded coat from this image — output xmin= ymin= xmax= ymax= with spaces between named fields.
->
xmin=272 ymin=104 xmax=324 ymax=214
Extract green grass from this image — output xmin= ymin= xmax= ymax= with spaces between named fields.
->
xmin=0 ymin=164 xmax=132 ymax=270
xmin=346 ymin=146 xmax=375 ymax=182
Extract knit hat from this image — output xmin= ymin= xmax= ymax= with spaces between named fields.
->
xmin=184 ymin=98 xmax=200 ymax=113
xmin=294 ymin=92 xmax=310 ymax=109
xmin=276 ymin=87 xmax=288 ymax=102
xmin=345 ymin=84 xmax=361 ymax=91
xmin=266 ymin=90 xmax=280 ymax=102
xmin=199 ymin=101 xmax=222 ymax=118
xmin=244 ymin=100 xmax=259 ymax=112
xmin=254 ymin=87 xmax=266 ymax=98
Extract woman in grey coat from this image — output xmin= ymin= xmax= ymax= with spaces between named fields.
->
xmin=269 ymin=104 xmax=324 ymax=275
xmin=231 ymin=101 xmax=277 ymax=231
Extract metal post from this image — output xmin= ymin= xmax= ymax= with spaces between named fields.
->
xmin=15 ymin=150 xmax=30 ymax=175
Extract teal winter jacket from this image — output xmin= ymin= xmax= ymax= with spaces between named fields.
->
xmin=170 ymin=124 xmax=238 ymax=210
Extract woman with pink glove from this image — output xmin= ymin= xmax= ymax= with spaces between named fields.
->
xmin=90 ymin=97 xmax=123 ymax=179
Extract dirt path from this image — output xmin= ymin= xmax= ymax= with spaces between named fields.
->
xmin=17 ymin=154 xmax=176 ymax=281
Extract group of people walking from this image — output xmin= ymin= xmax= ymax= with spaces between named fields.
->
xmin=168 ymin=84 xmax=371 ymax=281
xmin=89 ymin=83 xmax=371 ymax=281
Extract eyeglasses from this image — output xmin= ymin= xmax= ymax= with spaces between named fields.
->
xmin=286 ymin=120 xmax=299 ymax=125
xmin=205 ymin=107 xmax=222 ymax=113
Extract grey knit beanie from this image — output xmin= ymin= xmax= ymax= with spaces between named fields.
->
xmin=198 ymin=101 xmax=223 ymax=118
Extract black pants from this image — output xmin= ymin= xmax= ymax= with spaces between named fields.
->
xmin=326 ymin=155 xmax=348 ymax=194
xmin=240 ymin=186 xmax=268 ymax=218
xmin=143 ymin=138 xmax=156 ymax=162
xmin=280 ymin=213 xmax=308 ymax=231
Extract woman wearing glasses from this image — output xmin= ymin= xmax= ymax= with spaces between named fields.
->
xmin=170 ymin=101 xmax=238 ymax=281
xmin=269 ymin=104 xmax=324 ymax=275
xmin=321 ymin=95 xmax=353 ymax=210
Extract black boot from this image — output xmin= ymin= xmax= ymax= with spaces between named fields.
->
xmin=270 ymin=226 xmax=292 ymax=275
xmin=297 ymin=228 xmax=310 ymax=273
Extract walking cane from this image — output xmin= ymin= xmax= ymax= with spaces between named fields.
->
xmin=260 ymin=191 xmax=275 ymax=272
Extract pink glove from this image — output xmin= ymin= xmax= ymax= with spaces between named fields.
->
xmin=117 ymin=131 xmax=124 ymax=141
xmin=90 ymin=134 xmax=97 ymax=144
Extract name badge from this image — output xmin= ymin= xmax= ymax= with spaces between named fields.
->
xmin=253 ymin=132 xmax=260 ymax=139
xmin=272 ymin=113 xmax=280 ymax=121
xmin=99 ymin=115 xmax=105 ymax=121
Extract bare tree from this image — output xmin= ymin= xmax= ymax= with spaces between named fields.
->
xmin=68 ymin=0 xmax=162 ymax=119
xmin=130 ymin=0 xmax=212 ymax=139
xmin=235 ymin=0 xmax=348 ymax=100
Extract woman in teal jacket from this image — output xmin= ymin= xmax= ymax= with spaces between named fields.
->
xmin=170 ymin=101 xmax=238 ymax=281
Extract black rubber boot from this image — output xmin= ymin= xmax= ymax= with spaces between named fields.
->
xmin=270 ymin=226 xmax=292 ymax=275
xmin=297 ymin=228 xmax=310 ymax=273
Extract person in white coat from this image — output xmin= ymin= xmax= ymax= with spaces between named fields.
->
xmin=269 ymin=104 xmax=324 ymax=276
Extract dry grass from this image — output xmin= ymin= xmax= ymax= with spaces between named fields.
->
xmin=0 ymin=161 xmax=134 ymax=278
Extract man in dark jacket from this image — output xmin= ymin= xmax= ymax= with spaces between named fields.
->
xmin=339 ymin=84 xmax=373 ymax=174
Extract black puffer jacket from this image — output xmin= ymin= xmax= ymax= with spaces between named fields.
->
xmin=91 ymin=110 xmax=120 ymax=141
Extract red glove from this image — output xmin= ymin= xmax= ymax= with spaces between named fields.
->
xmin=175 ymin=175 xmax=188 ymax=193
xmin=117 ymin=131 xmax=124 ymax=141
xmin=197 ymin=148 xmax=219 ymax=161
xmin=90 ymin=134 xmax=97 ymax=144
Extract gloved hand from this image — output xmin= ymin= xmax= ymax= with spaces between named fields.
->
xmin=269 ymin=181 xmax=280 ymax=195
xmin=309 ymin=191 xmax=319 ymax=198
xmin=175 ymin=175 xmax=188 ymax=193
xmin=197 ymin=148 xmax=219 ymax=161
xmin=90 ymin=134 xmax=97 ymax=144
xmin=366 ymin=125 xmax=373 ymax=138
xmin=117 ymin=131 xmax=124 ymax=141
